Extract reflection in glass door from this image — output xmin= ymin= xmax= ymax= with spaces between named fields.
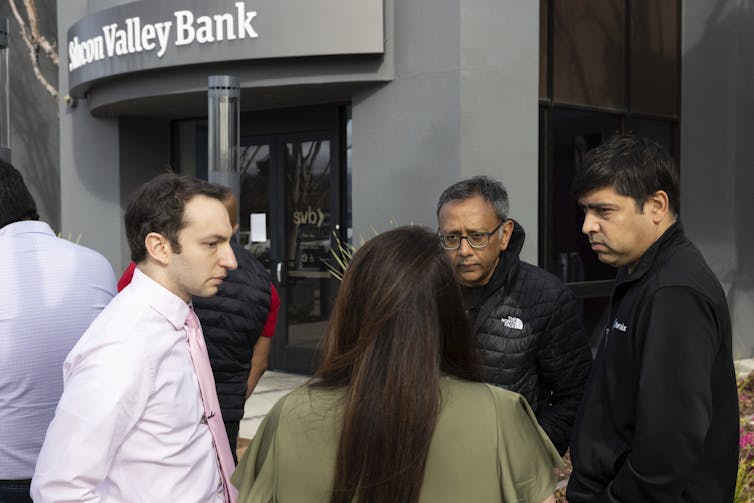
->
xmin=239 ymin=131 xmax=341 ymax=374
xmin=172 ymin=105 xmax=348 ymax=374
xmin=284 ymin=138 xmax=337 ymax=356
xmin=239 ymin=141 xmax=272 ymax=264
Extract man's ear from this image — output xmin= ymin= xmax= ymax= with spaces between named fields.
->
xmin=499 ymin=220 xmax=514 ymax=251
xmin=144 ymin=232 xmax=172 ymax=266
xmin=647 ymin=190 xmax=670 ymax=224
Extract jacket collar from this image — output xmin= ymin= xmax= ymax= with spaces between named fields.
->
xmin=462 ymin=219 xmax=524 ymax=308
xmin=493 ymin=218 xmax=525 ymax=285
xmin=505 ymin=219 xmax=525 ymax=259
xmin=615 ymin=219 xmax=684 ymax=287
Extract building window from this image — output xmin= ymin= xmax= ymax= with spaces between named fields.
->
xmin=539 ymin=0 xmax=681 ymax=345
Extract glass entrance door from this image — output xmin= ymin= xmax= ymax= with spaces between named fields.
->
xmin=171 ymin=105 xmax=348 ymax=374
xmin=239 ymin=131 xmax=341 ymax=374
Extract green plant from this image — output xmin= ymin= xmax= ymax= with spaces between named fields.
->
xmin=322 ymin=230 xmax=359 ymax=281
xmin=322 ymin=220 xmax=416 ymax=280
xmin=737 ymin=370 xmax=754 ymax=502
xmin=321 ymin=225 xmax=389 ymax=281
xmin=736 ymin=424 xmax=754 ymax=502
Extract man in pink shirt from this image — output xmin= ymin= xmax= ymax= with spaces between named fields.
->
xmin=115 ymin=192 xmax=280 ymax=462
xmin=32 ymin=174 xmax=239 ymax=502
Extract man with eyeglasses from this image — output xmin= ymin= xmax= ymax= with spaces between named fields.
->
xmin=437 ymin=176 xmax=592 ymax=455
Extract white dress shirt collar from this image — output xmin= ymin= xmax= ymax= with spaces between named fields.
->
xmin=130 ymin=266 xmax=189 ymax=330
xmin=0 ymin=219 xmax=54 ymax=238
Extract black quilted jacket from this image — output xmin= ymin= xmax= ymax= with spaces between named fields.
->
xmin=193 ymin=239 xmax=272 ymax=422
xmin=463 ymin=221 xmax=592 ymax=455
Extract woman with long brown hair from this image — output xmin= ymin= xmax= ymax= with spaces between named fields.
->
xmin=232 ymin=226 xmax=561 ymax=503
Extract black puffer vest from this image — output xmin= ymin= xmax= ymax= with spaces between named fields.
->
xmin=463 ymin=221 xmax=592 ymax=454
xmin=193 ymin=239 xmax=271 ymax=422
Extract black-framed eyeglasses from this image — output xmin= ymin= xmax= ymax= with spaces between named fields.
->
xmin=439 ymin=221 xmax=504 ymax=250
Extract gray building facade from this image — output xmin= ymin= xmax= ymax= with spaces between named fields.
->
xmin=1 ymin=0 xmax=59 ymax=230
xmin=42 ymin=0 xmax=754 ymax=370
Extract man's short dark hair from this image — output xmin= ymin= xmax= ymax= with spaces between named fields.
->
xmin=0 ymin=160 xmax=39 ymax=229
xmin=572 ymin=134 xmax=680 ymax=214
xmin=125 ymin=173 xmax=230 ymax=263
xmin=436 ymin=176 xmax=510 ymax=220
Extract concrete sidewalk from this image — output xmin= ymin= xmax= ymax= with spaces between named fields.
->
xmin=239 ymin=371 xmax=310 ymax=439
xmin=235 ymin=359 xmax=754 ymax=458
xmin=235 ymin=371 xmax=308 ymax=459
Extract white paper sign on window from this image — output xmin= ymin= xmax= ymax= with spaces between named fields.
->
xmin=250 ymin=213 xmax=267 ymax=242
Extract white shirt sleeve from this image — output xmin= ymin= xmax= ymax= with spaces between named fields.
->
xmin=31 ymin=338 xmax=154 ymax=502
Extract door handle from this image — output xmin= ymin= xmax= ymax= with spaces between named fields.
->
xmin=276 ymin=261 xmax=283 ymax=283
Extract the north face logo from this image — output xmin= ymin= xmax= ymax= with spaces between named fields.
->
xmin=502 ymin=316 xmax=523 ymax=330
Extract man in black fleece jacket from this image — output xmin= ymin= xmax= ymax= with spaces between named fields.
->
xmin=567 ymin=135 xmax=739 ymax=502
xmin=437 ymin=176 xmax=592 ymax=455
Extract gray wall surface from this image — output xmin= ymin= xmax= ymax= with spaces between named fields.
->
xmin=460 ymin=0 xmax=539 ymax=258
xmin=118 ymin=116 xmax=171 ymax=272
xmin=62 ymin=0 xmax=540 ymax=268
xmin=2 ymin=0 xmax=60 ymax=230
xmin=52 ymin=0 xmax=754 ymax=360
xmin=57 ymin=0 xmax=393 ymax=272
xmin=682 ymin=0 xmax=754 ymax=358
xmin=351 ymin=0 xmax=540 ymax=263
xmin=58 ymin=0 xmax=122 ymax=267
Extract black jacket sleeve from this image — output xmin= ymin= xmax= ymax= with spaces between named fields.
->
xmin=536 ymin=286 xmax=593 ymax=455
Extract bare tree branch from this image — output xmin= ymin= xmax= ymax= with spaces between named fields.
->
xmin=22 ymin=0 xmax=59 ymax=65
xmin=8 ymin=0 xmax=59 ymax=98
xmin=240 ymin=145 xmax=262 ymax=177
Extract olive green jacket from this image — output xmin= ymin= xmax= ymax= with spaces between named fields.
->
xmin=232 ymin=376 xmax=563 ymax=502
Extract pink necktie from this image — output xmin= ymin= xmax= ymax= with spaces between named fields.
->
xmin=186 ymin=307 xmax=238 ymax=503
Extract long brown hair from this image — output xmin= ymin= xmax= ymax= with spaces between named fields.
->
xmin=313 ymin=226 xmax=481 ymax=503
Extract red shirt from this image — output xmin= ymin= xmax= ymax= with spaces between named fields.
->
xmin=118 ymin=262 xmax=278 ymax=338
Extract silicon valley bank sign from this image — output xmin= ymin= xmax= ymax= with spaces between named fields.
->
xmin=66 ymin=0 xmax=384 ymax=97
xmin=69 ymin=3 xmax=259 ymax=69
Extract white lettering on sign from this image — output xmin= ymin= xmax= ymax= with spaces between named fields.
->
xmin=68 ymin=36 xmax=106 ymax=71
xmin=292 ymin=207 xmax=325 ymax=227
xmin=69 ymin=2 xmax=258 ymax=71
xmin=237 ymin=2 xmax=259 ymax=39
xmin=174 ymin=11 xmax=194 ymax=45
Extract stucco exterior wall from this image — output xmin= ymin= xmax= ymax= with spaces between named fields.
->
xmin=1 ymin=0 xmax=60 ymax=230
xmin=682 ymin=0 xmax=754 ymax=357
